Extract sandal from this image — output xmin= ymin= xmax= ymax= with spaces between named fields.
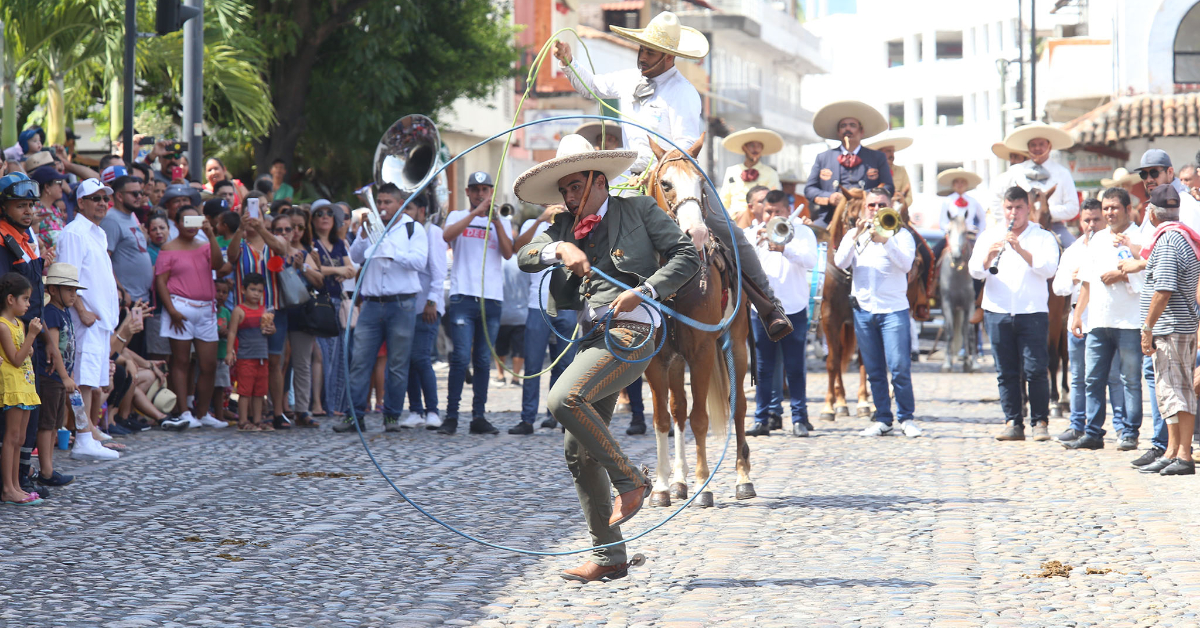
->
xmin=294 ymin=413 xmax=319 ymax=429
xmin=102 ymin=442 xmax=128 ymax=451
xmin=4 ymin=493 xmax=42 ymax=506
xmin=256 ymin=421 xmax=275 ymax=432
xmin=237 ymin=422 xmax=261 ymax=432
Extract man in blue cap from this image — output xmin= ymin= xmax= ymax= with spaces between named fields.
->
xmin=1135 ymin=149 xmax=1200 ymax=232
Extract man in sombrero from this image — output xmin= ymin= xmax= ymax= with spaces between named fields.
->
xmin=719 ymin=127 xmax=783 ymax=216
xmin=553 ymin=10 xmax=795 ymax=340
xmin=514 ymin=134 xmax=701 ymax=582
xmin=989 ymin=122 xmax=1079 ymax=244
xmin=804 ymin=101 xmax=894 ymax=228
xmin=865 ymin=132 xmax=913 ymax=209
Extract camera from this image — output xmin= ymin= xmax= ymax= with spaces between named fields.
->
xmin=165 ymin=140 xmax=188 ymax=155
xmin=137 ymin=136 xmax=155 ymax=146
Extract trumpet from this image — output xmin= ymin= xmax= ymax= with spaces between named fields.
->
xmin=988 ymin=217 xmax=1016 ymax=275
xmin=855 ymin=206 xmax=903 ymax=248
xmin=765 ymin=216 xmax=794 ymax=246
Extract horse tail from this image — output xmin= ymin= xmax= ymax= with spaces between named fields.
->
xmin=707 ymin=338 xmax=732 ymax=443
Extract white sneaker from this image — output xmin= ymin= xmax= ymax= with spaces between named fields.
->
xmin=181 ymin=411 xmax=202 ymax=429
xmin=199 ymin=413 xmax=228 ymax=428
xmin=160 ymin=415 xmax=190 ymax=431
xmin=71 ymin=431 xmax=119 ymax=461
xmin=424 ymin=412 xmax=441 ymax=428
xmin=901 ymin=421 xmax=923 ymax=438
xmin=859 ymin=422 xmax=893 ymax=437
xmin=400 ymin=412 xmax=424 ymax=428
xmin=93 ymin=427 xmax=112 ymax=441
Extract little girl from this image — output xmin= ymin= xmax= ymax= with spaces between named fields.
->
xmin=0 ymin=272 xmax=42 ymax=506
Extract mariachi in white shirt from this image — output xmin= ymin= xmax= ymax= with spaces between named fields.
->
xmin=1078 ymin=225 xmax=1146 ymax=332
xmin=968 ymin=221 xmax=1060 ymax=314
xmin=833 ymin=228 xmax=916 ymax=314
xmin=748 ymin=218 xmax=819 ymax=315
xmin=348 ymin=213 xmax=428 ymax=298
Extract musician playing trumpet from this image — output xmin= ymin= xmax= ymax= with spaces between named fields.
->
xmin=968 ymin=187 xmax=1061 ymax=442
xmin=833 ymin=188 xmax=920 ymax=438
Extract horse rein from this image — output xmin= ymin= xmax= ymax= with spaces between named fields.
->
xmin=648 ymin=152 xmax=709 ymax=221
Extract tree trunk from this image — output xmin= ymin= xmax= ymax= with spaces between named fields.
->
xmin=46 ymin=74 xmax=65 ymax=146
xmin=109 ymin=77 xmax=122 ymax=144
xmin=253 ymin=45 xmax=317 ymax=175
xmin=0 ymin=22 xmax=15 ymax=148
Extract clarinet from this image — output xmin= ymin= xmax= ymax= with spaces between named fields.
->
xmin=988 ymin=217 xmax=1016 ymax=275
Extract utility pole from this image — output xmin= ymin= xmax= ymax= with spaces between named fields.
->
xmin=123 ymin=0 xmax=136 ymax=165
xmin=1030 ymin=0 xmax=1037 ymax=122
xmin=182 ymin=0 xmax=203 ymax=181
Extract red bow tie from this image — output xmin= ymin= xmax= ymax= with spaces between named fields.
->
xmin=954 ymin=197 xmax=969 ymax=208
xmin=740 ymin=168 xmax=760 ymax=183
xmin=838 ymin=152 xmax=862 ymax=169
xmin=574 ymin=214 xmax=603 ymax=240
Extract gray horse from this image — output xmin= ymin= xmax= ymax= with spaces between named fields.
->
xmin=939 ymin=216 xmax=976 ymax=373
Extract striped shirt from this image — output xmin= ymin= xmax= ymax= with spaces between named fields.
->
xmin=1140 ymin=230 xmax=1200 ymax=336
xmin=235 ymin=242 xmax=280 ymax=310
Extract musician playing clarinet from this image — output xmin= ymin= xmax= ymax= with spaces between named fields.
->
xmin=968 ymin=186 xmax=1061 ymax=442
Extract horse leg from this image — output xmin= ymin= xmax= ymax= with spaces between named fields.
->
xmin=668 ymin=359 xmax=690 ymax=500
xmin=837 ymin=324 xmax=853 ymax=417
xmin=645 ymin=356 xmax=674 ymax=507
xmin=941 ymin=303 xmax=956 ymax=373
xmin=732 ymin=314 xmax=755 ymax=500
xmin=960 ymin=308 xmax=975 ymax=373
xmin=821 ymin=327 xmax=839 ymax=421
xmin=1047 ymin=336 xmax=1061 ymax=418
xmin=689 ymin=344 xmax=714 ymax=508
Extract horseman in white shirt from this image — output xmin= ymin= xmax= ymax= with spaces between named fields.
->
xmin=969 ymin=186 xmax=1061 ymax=442
xmin=938 ymin=168 xmax=985 ymax=234
xmin=833 ymin=188 xmax=920 ymax=438
xmin=552 ymin=11 xmax=796 ymax=343
xmin=990 ymin=123 xmax=1079 ymax=244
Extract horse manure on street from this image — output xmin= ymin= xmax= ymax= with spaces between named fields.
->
xmin=216 ymin=554 xmax=245 ymax=562
xmin=1025 ymin=561 xmax=1074 ymax=578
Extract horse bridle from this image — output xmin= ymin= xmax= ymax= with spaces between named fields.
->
xmin=648 ymin=152 xmax=708 ymax=222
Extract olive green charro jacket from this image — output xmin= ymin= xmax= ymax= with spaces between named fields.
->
xmin=517 ymin=195 xmax=701 ymax=317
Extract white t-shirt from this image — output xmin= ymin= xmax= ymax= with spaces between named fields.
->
xmin=1081 ymin=225 xmax=1146 ymax=331
xmin=445 ymin=209 xmax=512 ymax=301
xmin=522 ymin=219 xmax=553 ymax=310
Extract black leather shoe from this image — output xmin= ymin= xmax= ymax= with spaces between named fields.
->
xmin=507 ymin=421 xmax=533 ymax=435
xmin=1131 ymin=447 xmax=1165 ymax=467
xmin=1055 ymin=428 xmax=1083 ymax=442
xmin=1062 ymin=434 xmax=1104 ymax=450
xmin=746 ymin=422 xmax=770 ymax=436
xmin=1160 ymin=458 xmax=1196 ymax=475
xmin=437 ymin=418 xmax=458 ymax=435
xmin=768 ymin=413 xmax=783 ymax=431
xmin=792 ymin=422 xmax=809 ymax=437
xmin=540 ymin=416 xmax=558 ymax=429
xmin=332 ymin=417 xmax=365 ymax=433
xmin=273 ymin=414 xmax=293 ymax=430
xmin=1139 ymin=457 xmax=1174 ymax=473
xmin=469 ymin=417 xmax=499 ymax=435
xmin=626 ymin=420 xmax=646 ymax=435
xmin=1116 ymin=437 xmax=1138 ymax=451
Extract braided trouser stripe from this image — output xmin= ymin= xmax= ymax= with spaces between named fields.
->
xmin=564 ymin=329 xmax=649 ymax=485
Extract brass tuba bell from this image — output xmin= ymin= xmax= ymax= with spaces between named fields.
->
xmin=361 ymin=114 xmax=448 ymax=243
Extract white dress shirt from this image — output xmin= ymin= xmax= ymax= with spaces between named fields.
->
xmin=57 ymin=214 xmax=119 ymax=331
xmin=565 ymin=62 xmax=702 ymax=177
xmin=940 ymin=192 xmax=985 ymax=233
xmin=833 ymin=228 xmax=916 ymax=314
xmin=1079 ymin=225 xmax=1145 ymax=331
xmin=1052 ymin=236 xmax=1086 ymax=305
xmin=968 ymin=221 xmax=1060 ymax=314
xmin=348 ymin=213 xmax=427 ymax=297
xmin=522 ymin=218 xmax=553 ymax=311
xmin=416 ymin=222 xmax=448 ymax=315
xmin=745 ymin=219 xmax=819 ymax=315
xmin=989 ymin=159 xmax=1079 ymax=228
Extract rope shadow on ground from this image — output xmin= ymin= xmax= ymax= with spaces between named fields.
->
xmin=683 ymin=576 xmax=935 ymax=590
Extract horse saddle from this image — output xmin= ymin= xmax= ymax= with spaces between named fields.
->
xmin=906 ymin=226 xmax=935 ymax=322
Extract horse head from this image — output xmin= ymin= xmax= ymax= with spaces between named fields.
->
xmin=648 ymin=134 xmax=708 ymax=250
xmin=830 ymin=187 xmax=867 ymax=244
xmin=945 ymin=215 xmax=973 ymax=266
xmin=1030 ymin=184 xmax=1058 ymax=229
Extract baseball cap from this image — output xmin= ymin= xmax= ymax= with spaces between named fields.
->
xmin=1137 ymin=149 xmax=1173 ymax=171
xmin=28 ymin=165 xmax=68 ymax=186
xmin=101 ymin=165 xmax=129 ymax=184
xmin=467 ymin=171 xmax=494 ymax=187
xmin=203 ymin=197 xmax=230 ymax=217
xmin=1149 ymin=183 xmax=1181 ymax=210
xmin=310 ymin=199 xmax=332 ymax=212
xmin=75 ymin=178 xmax=113 ymax=201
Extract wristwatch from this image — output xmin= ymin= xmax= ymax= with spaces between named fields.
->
xmin=638 ymin=284 xmax=654 ymax=300
xmin=1141 ymin=322 xmax=1152 ymax=333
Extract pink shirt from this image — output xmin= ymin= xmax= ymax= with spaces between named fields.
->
xmin=155 ymin=245 xmax=215 ymax=301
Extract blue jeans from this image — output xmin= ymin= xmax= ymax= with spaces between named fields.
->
xmin=520 ymin=308 xmax=577 ymax=423
xmin=1145 ymin=355 xmax=1167 ymax=450
xmin=406 ymin=313 xmax=440 ymax=416
xmin=1083 ymin=327 xmax=1141 ymax=439
xmin=985 ymin=311 xmax=1049 ymax=426
xmin=626 ymin=377 xmax=644 ymax=422
xmin=752 ymin=309 xmax=810 ymax=423
xmin=445 ymin=295 xmax=502 ymax=420
xmin=851 ymin=308 xmax=914 ymax=425
xmin=349 ymin=297 xmax=418 ymax=418
xmin=1068 ymin=332 xmax=1126 ymax=432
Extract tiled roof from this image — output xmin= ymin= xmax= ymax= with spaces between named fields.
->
xmin=1064 ymin=93 xmax=1200 ymax=145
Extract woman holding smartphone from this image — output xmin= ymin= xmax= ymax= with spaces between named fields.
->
xmin=279 ymin=211 xmax=322 ymax=427
xmin=154 ymin=207 xmax=226 ymax=427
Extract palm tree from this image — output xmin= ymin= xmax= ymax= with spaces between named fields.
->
xmin=18 ymin=0 xmax=106 ymax=146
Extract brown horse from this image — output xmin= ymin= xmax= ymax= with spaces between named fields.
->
xmin=819 ymin=189 xmax=872 ymax=420
xmin=1031 ymin=186 xmax=1071 ymax=417
xmin=641 ymin=136 xmax=755 ymax=508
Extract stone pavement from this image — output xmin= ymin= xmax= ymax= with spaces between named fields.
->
xmin=4 ymin=362 xmax=1200 ymax=628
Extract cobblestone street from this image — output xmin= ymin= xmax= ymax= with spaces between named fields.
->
xmin=5 ymin=361 xmax=1200 ymax=628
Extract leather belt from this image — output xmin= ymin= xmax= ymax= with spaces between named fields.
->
xmin=363 ymin=293 xmax=415 ymax=303
xmin=589 ymin=320 xmax=654 ymax=338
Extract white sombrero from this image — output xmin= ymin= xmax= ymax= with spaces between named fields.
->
xmin=865 ymin=133 xmax=913 ymax=152
xmin=991 ymin=141 xmax=1031 ymax=161
xmin=1101 ymin=167 xmax=1141 ymax=188
xmin=513 ymin=134 xmax=637 ymax=206
xmin=610 ymin=11 xmax=709 ymax=61
xmin=1003 ymin=122 xmax=1074 ymax=152
xmin=721 ymin=127 xmax=783 ymax=155
xmin=573 ymin=121 xmax=623 ymax=149
xmin=936 ymin=168 xmax=982 ymax=192
xmin=778 ymin=170 xmax=802 ymax=184
xmin=812 ymin=100 xmax=889 ymax=141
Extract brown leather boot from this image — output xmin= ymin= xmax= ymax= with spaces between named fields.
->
xmin=561 ymin=554 xmax=646 ymax=583
xmin=609 ymin=478 xmax=652 ymax=528
xmin=742 ymin=277 xmax=794 ymax=341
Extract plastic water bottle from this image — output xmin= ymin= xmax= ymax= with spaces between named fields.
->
xmin=1116 ymin=245 xmax=1134 ymax=261
xmin=70 ymin=391 xmax=87 ymax=430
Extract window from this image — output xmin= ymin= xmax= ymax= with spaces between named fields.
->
xmin=603 ymin=10 xmax=639 ymax=31
xmin=1176 ymin=3 xmax=1200 ymax=83
xmin=888 ymin=102 xmax=904 ymax=128
xmin=937 ymin=96 xmax=964 ymax=126
xmin=967 ymin=93 xmax=976 ymax=124
xmin=911 ymin=164 xmax=923 ymax=194
xmin=887 ymin=39 xmax=904 ymax=67
xmin=917 ymin=98 xmax=926 ymax=126
xmin=936 ymin=31 xmax=964 ymax=60
xmin=980 ymin=24 xmax=989 ymax=54
xmin=981 ymin=90 xmax=990 ymax=122
xmin=915 ymin=33 xmax=924 ymax=63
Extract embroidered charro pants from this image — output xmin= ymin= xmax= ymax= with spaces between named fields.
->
xmin=547 ymin=325 xmax=651 ymax=566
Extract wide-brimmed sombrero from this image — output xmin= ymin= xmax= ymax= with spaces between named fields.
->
xmin=721 ymin=127 xmax=783 ymax=155
xmin=937 ymin=168 xmax=982 ymax=192
xmin=812 ymin=100 xmax=888 ymax=141
xmin=513 ymin=134 xmax=637 ymax=206
xmin=573 ymin=121 xmax=623 ymax=149
xmin=778 ymin=170 xmax=802 ymax=184
xmin=991 ymin=141 xmax=1031 ymax=161
xmin=610 ymin=11 xmax=709 ymax=61
xmin=865 ymin=133 xmax=912 ymax=152
xmin=1101 ymin=167 xmax=1141 ymax=188
xmin=1003 ymin=122 xmax=1074 ymax=152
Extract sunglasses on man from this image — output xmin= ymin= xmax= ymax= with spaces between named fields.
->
xmin=1139 ymin=168 xmax=1162 ymax=180
xmin=865 ymin=202 xmax=888 ymax=209
xmin=81 ymin=194 xmax=108 ymax=203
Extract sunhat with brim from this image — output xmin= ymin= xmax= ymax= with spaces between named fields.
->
xmin=991 ymin=141 xmax=1031 ymax=161
xmin=865 ymin=134 xmax=913 ymax=152
xmin=573 ymin=121 xmax=623 ymax=148
xmin=609 ymin=11 xmax=709 ymax=61
xmin=778 ymin=170 xmax=802 ymax=184
xmin=24 ymin=151 xmax=54 ymax=172
xmin=936 ymin=168 xmax=982 ymax=192
xmin=1004 ymin=122 xmax=1074 ymax=152
xmin=44 ymin=263 xmax=86 ymax=289
xmin=147 ymin=381 xmax=177 ymax=416
xmin=513 ymin=134 xmax=637 ymax=206
xmin=812 ymin=101 xmax=888 ymax=141
xmin=161 ymin=183 xmax=200 ymax=207
xmin=1101 ymin=167 xmax=1142 ymax=188
xmin=721 ymin=127 xmax=784 ymax=156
